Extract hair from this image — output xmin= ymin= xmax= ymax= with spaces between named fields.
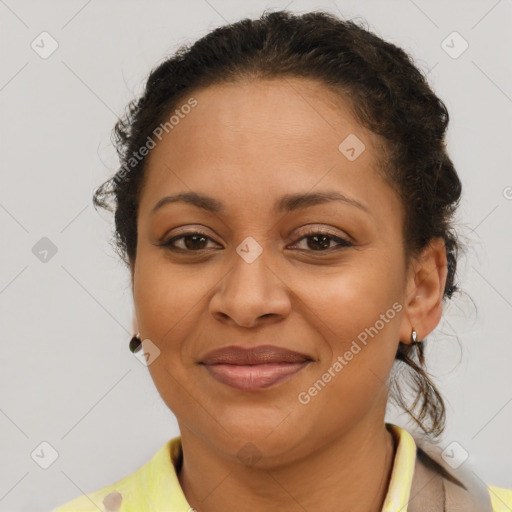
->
xmin=94 ymin=9 xmax=463 ymax=438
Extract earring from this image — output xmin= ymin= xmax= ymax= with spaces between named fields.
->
xmin=129 ymin=332 xmax=142 ymax=353
xmin=410 ymin=327 xmax=424 ymax=363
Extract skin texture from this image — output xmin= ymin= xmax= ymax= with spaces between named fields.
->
xmin=130 ymin=77 xmax=448 ymax=512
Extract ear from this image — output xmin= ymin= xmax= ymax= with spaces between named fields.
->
xmin=398 ymin=237 xmax=448 ymax=344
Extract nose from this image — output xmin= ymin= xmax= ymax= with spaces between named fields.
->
xmin=209 ymin=247 xmax=292 ymax=328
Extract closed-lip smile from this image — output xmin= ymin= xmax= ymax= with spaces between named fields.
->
xmin=198 ymin=345 xmax=314 ymax=391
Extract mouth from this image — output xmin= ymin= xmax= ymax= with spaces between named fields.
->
xmin=198 ymin=345 xmax=314 ymax=391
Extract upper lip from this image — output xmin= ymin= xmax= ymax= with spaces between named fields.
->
xmin=199 ymin=345 xmax=314 ymax=365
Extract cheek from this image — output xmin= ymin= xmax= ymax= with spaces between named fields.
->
xmin=292 ymin=253 xmax=404 ymax=390
xmin=133 ymin=251 xmax=202 ymax=338
xmin=297 ymin=284 xmax=401 ymax=430
xmin=133 ymin=257 xmax=203 ymax=410
xmin=295 ymin=253 xmax=404 ymax=339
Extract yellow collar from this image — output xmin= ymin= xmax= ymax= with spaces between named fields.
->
xmin=78 ymin=422 xmax=418 ymax=511
xmin=163 ymin=422 xmax=417 ymax=511
xmin=54 ymin=422 xmax=509 ymax=511
xmin=382 ymin=423 xmax=417 ymax=511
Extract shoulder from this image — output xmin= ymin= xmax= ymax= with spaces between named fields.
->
xmin=51 ymin=436 xmax=186 ymax=512
xmin=391 ymin=423 xmax=512 ymax=512
xmin=488 ymin=484 xmax=512 ymax=512
xmin=52 ymin=485 xmax=124 ymax=512
xmin=51 ymin=460 xmax=154 ymax=512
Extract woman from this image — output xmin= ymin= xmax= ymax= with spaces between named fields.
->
xmin=53 ymin=10 xmax=512 ymax=512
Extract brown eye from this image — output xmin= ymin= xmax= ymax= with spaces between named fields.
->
xmin=159 ymin=230 xmax=219 ymax=252
xmin=289 ymin=230 xmax=353 ymax=252
xmin=158 ymin=228 xmax=353 ymax=254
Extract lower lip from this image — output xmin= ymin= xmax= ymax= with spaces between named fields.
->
xmin=201 ymin=362 xmax=311 ymax=391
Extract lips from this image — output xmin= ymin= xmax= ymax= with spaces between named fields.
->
xmin=198 ymin=345 xmax=314 ymax=391
xmin=199 ymin=345 xmax=313 ymax=365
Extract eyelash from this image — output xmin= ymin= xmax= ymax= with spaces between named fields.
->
xmin=159 ymin=228 xmax=353 ymax=254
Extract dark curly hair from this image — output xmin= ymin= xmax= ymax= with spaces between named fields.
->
xmin=94 ymin=9 xmax=463 ymax=438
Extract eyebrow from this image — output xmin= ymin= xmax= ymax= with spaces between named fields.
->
xmin=150 ymin=190 xmax=370 ymax=216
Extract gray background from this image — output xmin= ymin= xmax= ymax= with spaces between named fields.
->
xmin=0 ymin=0 xmax=511 ymax=510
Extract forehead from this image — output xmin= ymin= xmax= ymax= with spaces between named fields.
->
xmin=139 ymin=77 xmax=394 ymax=217
xmin=149 ymin=77 xmax=376 ymax=160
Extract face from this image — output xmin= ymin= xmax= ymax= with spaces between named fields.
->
xmin=132 ymin=78 xmax=410 ymax=466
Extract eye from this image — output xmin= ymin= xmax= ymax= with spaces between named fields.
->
xmin=288 ymin=228 xmax=353 ymax=252
xmin=158 ymin=228 xmax=353 ymax=253
xmin=158 ymin=229 xmax=219 ymax=252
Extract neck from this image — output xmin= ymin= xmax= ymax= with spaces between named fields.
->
xmin=177 ymin=419 xmax=397 ymax=512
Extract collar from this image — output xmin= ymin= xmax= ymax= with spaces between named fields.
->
xmin=54 ymin=422 xmax=508 ymax=511
xmin=126 ymin=422 xmax=418 ymax=511
xmin=382 ymin=423 xmax=417 ymax=511
xmin=162 ymin=423 xmax=498 ymax=512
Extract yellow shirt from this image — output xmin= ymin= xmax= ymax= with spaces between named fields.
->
xmin=53 ymin=423 xmax=512 ymax=511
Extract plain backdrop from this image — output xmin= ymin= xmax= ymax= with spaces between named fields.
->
xmin=1 ymin=0 xmax=511 ymax=510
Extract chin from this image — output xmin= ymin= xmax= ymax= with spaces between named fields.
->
xmin=208 ymin=419 xmax=308 ymax=463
